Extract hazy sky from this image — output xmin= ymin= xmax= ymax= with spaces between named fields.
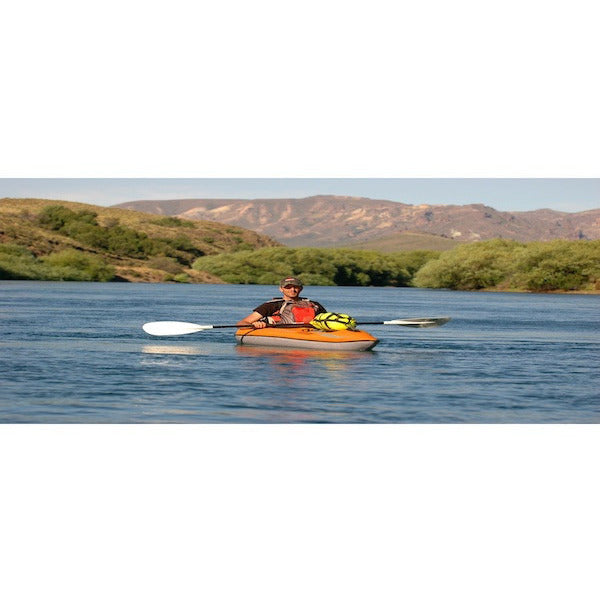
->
xmin=1 ymin=178 xmax=598 ymax=213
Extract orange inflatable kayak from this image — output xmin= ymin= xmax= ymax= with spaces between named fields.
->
xmin=235 ymin=326 xmax=379 ymax=351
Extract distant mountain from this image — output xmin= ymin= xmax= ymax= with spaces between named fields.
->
xmin=113 ymin=195 xmax=600 ymax=247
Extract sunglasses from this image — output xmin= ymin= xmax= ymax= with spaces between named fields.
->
xmin=283 ymin=285 xmax=302 ymax=289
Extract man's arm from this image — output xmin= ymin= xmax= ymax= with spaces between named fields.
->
xmin=237 ymin=311 xmax=267 ymax=328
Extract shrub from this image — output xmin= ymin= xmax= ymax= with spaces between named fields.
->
xmin=511 ymin=240 xmax=600 ymax=291
xmin=413 ymin=239 xmax=600 ymax=292
xmin=414 ymin=240 xmax=524 ymax=290
xmin=0 ymin=244 xmax=115 ymax=281
xmin=38 ymin=205 xmax=98 ymax=230
xmin=146 ymin=256 xmax=184 ymax=275
xmin=41 ymin=250 xmax=115 ymax=281
xmin=0 ymin=244 xmax=46 ymax=279
xmin=152 ymin=217 xmax=195 ymax=228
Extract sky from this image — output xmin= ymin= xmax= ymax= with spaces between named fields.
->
xmin=1 ymin=178 xmax=598 ymax=213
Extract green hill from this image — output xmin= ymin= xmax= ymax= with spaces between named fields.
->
xmin=0 ymin=198 xmax=281 ymax=282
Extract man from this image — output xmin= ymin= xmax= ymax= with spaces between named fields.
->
xmin=237 ymin=276 xmax=326 ymax=329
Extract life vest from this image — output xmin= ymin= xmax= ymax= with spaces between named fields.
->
xmin=267 ymin=298 xmax=319 ymax=324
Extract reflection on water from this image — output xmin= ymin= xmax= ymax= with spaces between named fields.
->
xmin=235 ymin=344 xmax=374 ymax=361
xmin=142 ymin=344 xmax=207 ymax=356
xmin=235 ymin=344 xmax=374 ymax=375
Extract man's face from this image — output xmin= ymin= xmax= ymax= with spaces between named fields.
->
xmin=281 ymin=284 xmax=302 ymax=299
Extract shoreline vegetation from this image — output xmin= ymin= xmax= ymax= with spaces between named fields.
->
xmin=189 ymin=241 xmax=600 ymax=294
xmin=1 ymin=199 xmax=599 ymax=293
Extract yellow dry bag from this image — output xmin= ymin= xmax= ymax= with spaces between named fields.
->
xmin=310 ymin=312 xmax=357 ymax=331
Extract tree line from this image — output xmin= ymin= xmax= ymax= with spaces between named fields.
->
xmin=413 ymin=239 xmax=600 ymax=292
xmin=192 ymin=247 xmax=437 ymax=286
xmin=191 ymin=241 xmax=600 ymax=292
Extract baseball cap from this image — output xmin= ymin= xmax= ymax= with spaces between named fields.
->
xmin=280 ymin=276 xmax=303 ymax=288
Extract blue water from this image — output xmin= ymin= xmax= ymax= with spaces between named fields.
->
xmin=0 ymin=281 xmax=598 ymax=423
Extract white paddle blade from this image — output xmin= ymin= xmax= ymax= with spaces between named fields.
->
xmin=383 ymin=317 xmax=451 ymax=328
xmin=142 ymin=321 xmax=213 ymax=336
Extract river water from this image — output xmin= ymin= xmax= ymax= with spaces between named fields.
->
xmin=0 ymin=281 xmax=598 ymax=423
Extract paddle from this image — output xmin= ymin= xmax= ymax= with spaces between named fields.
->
xmin=142 ymin=317 xmax=450 ymax=336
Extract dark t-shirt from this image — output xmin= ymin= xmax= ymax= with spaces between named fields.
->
xmin=253 ymin=297 xmax=326 ymax=318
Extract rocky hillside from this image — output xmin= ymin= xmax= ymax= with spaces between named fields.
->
xmin=0 ymin=198 xmax=280 ymax=282
xmin=114 ymin=195 xmax=600 ymax=247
